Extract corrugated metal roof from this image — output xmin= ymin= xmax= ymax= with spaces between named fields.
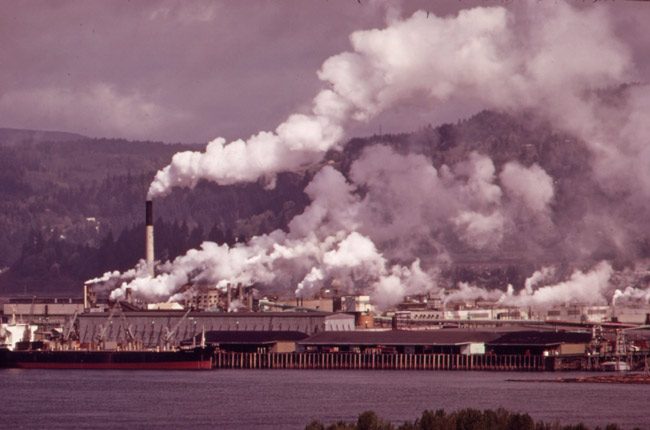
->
xmin=9 ymin=297 xmax=84 ymax=304
xmin=487 ymin=330 xmax=592 ymax=346
xmin=79 ymin=310 xmax=339 ymax=318
xmin=187 ymin=330 xmax=310 ymax=345
xmin=299 ymin=329 xmax=502 ymax=346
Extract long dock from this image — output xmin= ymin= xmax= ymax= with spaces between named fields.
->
xmin=213 ymin=352 xmax=546 ymax=371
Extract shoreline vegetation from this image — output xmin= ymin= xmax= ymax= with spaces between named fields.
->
xmin=304 ymin=409 xmax=637 ymax=430
xmin=508 ymin=374 xmax=650 ymax=385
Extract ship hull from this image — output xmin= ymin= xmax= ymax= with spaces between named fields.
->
xmin=0 ymin=348 xmax=214 ymax=370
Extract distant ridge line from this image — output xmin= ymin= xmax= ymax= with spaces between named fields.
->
xmin=0 ymin=127 xmax=88 ymax=146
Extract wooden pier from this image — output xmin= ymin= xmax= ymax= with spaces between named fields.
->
xmin=212 ymin=352 xmax=546 ymax=371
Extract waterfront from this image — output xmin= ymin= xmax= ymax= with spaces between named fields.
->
xmin=1 ymin=370 xmax=649 ymax=429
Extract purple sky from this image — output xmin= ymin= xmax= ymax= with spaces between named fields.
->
xmin=1 ymin=0 xmax=648 ymax=143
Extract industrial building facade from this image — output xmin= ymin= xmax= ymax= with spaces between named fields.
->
xmin=2 ymin=297 xmax=84 ymax=326
xmin=77 ymin=311 xmax=355 ymax=347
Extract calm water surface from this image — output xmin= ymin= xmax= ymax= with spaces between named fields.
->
xmin=1 ymin=369 xmax=649 ymax=429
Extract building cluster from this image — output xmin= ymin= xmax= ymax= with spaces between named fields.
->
xmin=1 ymin=282 xmax=650 ymax=371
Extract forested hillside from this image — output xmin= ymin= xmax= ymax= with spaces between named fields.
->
xmin=0 ymin=133 xmax=309 ymax=294
xmin=0 ymin=109 xmax=623 ymax=295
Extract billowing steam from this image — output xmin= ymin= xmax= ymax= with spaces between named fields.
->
xmin=610 ymin=262 xmax=650 ymax=305
xmin=502 ymin=262 xmax=614 ymax=308
xmin=112 ymin=164 xmax=441 ymax=304
xmin=442 ymin=262 xmax=615 ymax=308
xmin=92 ymin=3 xmax=650 ymax=308
xmin=148 ymin=3 xmax=629 ymax=199
xmin=500 ymin=163 xmax=554 ymax=214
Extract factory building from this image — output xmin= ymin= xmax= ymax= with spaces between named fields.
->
xmin=267 ymin=296 xmax=374 ymax=327
xmin=1 ymin=297 xmax=84 ymax=326
xmin=186 ymin=284 xmax=256 ymax=311
xmin=77 ymin=310 xmax=355 ymax=348
xmin=272 ymin=297 xmax=335 ymax=313
xmin=334 ymin=295 xmax=373 ymax=313
xmin=407 ymin=307 xmax=528 ymax=321
xmin=542 ymin=305 xmax=611 ymax=323
xmin=611 ymin=305 xmax=650 ymax=325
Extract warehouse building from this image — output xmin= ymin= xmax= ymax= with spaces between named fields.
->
xmin=77 ymin=310 xmax=355 ymax=348
xmin=1 ymin=297 xmax=84 ymax=326
xmin=182 ymin=331 xmax=310 ymax=353
xmin=486 ymin=330 xmax=592 ymax=356
xmin=298 ymin=329 xmax=502 ymax=355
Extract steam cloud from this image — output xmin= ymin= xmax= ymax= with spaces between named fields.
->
xmin=93 ymin=3 xmax=650 ymax=308
xmin=148 ymin=3 xmax=629 ymax=199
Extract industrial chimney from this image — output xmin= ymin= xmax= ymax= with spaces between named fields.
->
xmin=145 ymin=200 xmax=154 ymax=277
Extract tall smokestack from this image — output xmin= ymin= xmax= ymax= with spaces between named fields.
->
xmin=145 ymin=200 xmax=154 ymax=277
xmin=83 ymin=284 xmax=89 ymax=310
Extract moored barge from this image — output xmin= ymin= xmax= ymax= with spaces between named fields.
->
xmin=0 ymin=346 xmax=215 ymax=370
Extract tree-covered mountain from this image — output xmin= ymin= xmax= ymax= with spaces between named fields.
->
xmin=0 ymin=109 xmax=626 ymax=295
xmin=0 ymin=134 xmax=309 ymax=294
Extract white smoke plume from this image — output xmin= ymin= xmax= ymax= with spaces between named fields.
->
xmin=501 ymin=262 xmax=614 ymax=308
xmin=500 ymin=162 xmax=554 ymax=214
xmin=444 ymin=262 xmax=614 ymax=308
xmin=85 ymin=263 xmax=149 ymax=296
xmin=94 ymin=3 xmax=649 ymax=308
xmin=111 ymin=145 xmax=522 ymax=306
xmin=523 ymin=266 xmax=556 ymax=295
xmin=148 ymin=2 xmax=630 ymax=199
xmin=350 ymin=147 xmax=510 ymax=259
xmin=613 ymin=287 xmax=650 ymax=306
xmin=452 ymin=211 xmax=505 ymax=251
xmin=112 ymin=167 xmax=440 ymax=306
xmin=610 ymin=262 xmax=650 ymax=305
xmin=109 ymin=143 xmax=561 ymax=306
xmin=85 ymin=270 xmax=125 ymax=286
xmin=444 ymin=282 xmax=504 ymax=305
xmin=373 ymin=259 xmax=433 ymax=309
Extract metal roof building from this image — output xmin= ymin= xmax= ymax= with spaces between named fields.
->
xmin=77 ymin=310 xmax=355 ymax=348
xmin=486 ymin=330 xmax=592 ymax=355
xmin=2 ymin=297 xmax=84 ymax=326
xmin=299 ymin=329 xmax=503 ymax=354
xmin=182 ymin=330 xmax=310 ymax=353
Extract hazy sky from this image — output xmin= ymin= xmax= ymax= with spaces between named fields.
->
xmin=1 ymin=0 xmax=648 ymax=143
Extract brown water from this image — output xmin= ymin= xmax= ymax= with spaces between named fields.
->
xmin=1 ymin=369 xmax=648 ymax=429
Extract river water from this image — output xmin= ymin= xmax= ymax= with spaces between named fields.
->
xmin=1 ymin=369 xmax=648 ymax=429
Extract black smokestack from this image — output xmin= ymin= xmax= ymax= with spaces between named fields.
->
xmin=145 ymin=200 xmax=154 ymax=276
xmin=146 ymin=200 xmax=153 ymax=226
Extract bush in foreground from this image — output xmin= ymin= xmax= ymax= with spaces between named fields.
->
xmin=305 ymin=409 xmax=636 ymax=430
